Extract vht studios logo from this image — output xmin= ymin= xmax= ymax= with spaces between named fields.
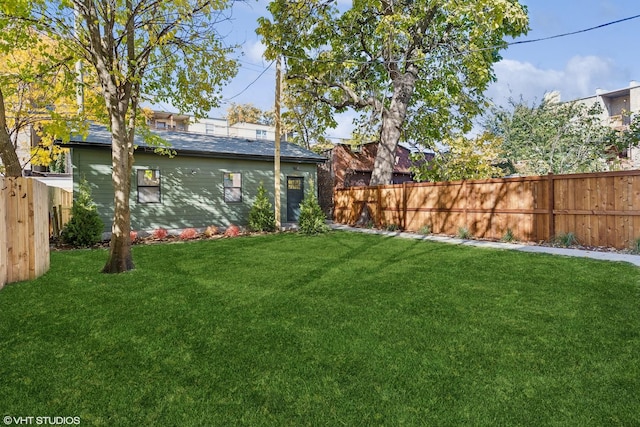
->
xmin=3 ymin=416 xmax=81 ymax=425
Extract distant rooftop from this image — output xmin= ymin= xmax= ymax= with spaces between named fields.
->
xmin=63 ymin=124 xmax=326 ymax=164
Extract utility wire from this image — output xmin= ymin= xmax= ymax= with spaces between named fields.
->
xmin=277 ymin=12 xmax=640 ymax=65
xmin=223 ymin=60 xmax=275 ymax=101
xmin=509 ymin=13 xmax=640 ymax=46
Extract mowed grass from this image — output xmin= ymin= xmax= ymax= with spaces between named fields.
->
xmin=1 ymin=232 xmax=639 ymax=426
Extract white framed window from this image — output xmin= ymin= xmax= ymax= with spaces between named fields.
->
xmin=256 ymin=129 xmax=268 ymax=139
xmin=137 ymin=169 xmax=161 ymax=203
xmin=223 ymin=172 xmax=242 ymax=203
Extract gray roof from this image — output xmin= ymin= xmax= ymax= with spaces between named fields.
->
xmin=64 ymin=124 xmax=326 ymax=164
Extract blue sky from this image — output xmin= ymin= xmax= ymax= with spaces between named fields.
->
xmin=202 ymin=0 xmax=640 ymax=140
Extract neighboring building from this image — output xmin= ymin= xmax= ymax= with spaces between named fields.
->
xmin=572 ymin=81 xmax=640 ymax=167
xmin=64 ymin=124 xmax=325 ymax=232
xmin=146 ymin=110 xmax=281 ymax=141
xmin=318 ymin=142 xmax=432 ymax=216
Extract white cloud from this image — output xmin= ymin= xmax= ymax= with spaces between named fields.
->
xmin=244 ymin=40 xmax=266 ymax=63
xmin=487 ymin=55 xmax=625 ymax=107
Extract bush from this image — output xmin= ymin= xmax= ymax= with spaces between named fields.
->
xmin=630 ymin=238 xmax=640 ymax=254
xmin=152 ymin=228 xmax=168 ymax=240
xmin=501 ymin=228 xmax=515 ymax=242
xmin=457 ymin=226 xmax=471 ymax=239
xmin=419 ymin=225 xmax=431 ymax=235
xmin=60 ymin=178 xmax=104 ymax=247
xmin=203 ymin=225 xmax=220 ymax=237
xmin=385 ymin=223 xmax=399 ymax=232
xmin=130 ymin=231 xmax=138 ymax=242
xmin=248 ymin=182 xmax=276 ymax=232
xmin=553 ymin=232 xmax=578 ymax=247
xmin=298 ymin=191 xmax=328 ymax=235
xmin=224 ymin=225 xmax=241 ymax=237
xmin=179 ymin=228 xmax=198 ymax=240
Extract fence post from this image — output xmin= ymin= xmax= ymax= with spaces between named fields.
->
xmin=547 ymin=172 xmax=555 ymax=240
xmin=376 ymin=185 xmax=382 ymax=227
xmin=402 ymin=181 xmax=408 ymax=230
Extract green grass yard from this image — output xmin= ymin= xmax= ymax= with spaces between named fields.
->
xmin=1 ymin=232 xmax=639 ymax=426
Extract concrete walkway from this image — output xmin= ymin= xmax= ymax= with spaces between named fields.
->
xmin=330 ymin=224 xmax=640 ymax=267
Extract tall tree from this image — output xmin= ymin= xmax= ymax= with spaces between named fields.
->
xmin=0 ymin=2 xmax=83 ymax=176
xmin=485 ymin=96 xmax=623 ymax=175
xmin=258 ymin=0 xmax=528 ymax=184
xmin=25 ymin=0 xmax=238 ymax=273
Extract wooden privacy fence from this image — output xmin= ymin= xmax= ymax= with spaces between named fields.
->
xmin=1 ymin=177 xmax=51 ymax=288
xmin=49 ymin=186 xmax=73 ymax=237
xmin=334 ymin=170 xmax=640 ymax=250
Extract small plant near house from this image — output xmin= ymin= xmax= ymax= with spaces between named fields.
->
xmin=553 ymin=232 xmax=578 ymax=247
xmin=385 ymin=223 xmax=400 ymax=232
xmin=298 ymin=191 xmax=329 ymax=235
xmin=203 ymin=225 xmax=220 ymax=237
xmin=130 ymin=231 xmax=138 ymax=242
xmin=60 ymin=178 xmax=104 ymax=247
xmin=418 ymin=225 xmax=431 ymax=235
xmin=224 ymin=224 xmax=241 ymax=237
xmin=152 ymin=227 xmax=168 ymax=240
xmin=179 ymin=228 xmax=198 ymax=240
xmin=501 ymin=228 xmax=515 ymax=243
xmin=457 ymin=226 xmax=471 ymax=239
xmin=248 ymin=182 xmax=276 ymax=232
xmin=630 ymin=237 xmax=640 ymax=254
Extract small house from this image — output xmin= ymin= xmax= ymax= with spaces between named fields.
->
xmin=64 ymin=124 xmax=325 ymax=232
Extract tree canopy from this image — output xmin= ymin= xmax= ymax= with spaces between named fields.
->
xmin=258 ymin=0 xmax=529 ymax=184
xmin=0 ymin=4 xmax=85 ymax=176
xmin=10 ymin=0 xmax=240 ymax=272
xmin=485 ymin=96 xmax=625 ymax=175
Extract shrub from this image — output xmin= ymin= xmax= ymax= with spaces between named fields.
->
xmin=457 ymin=226 xmax=471 ymax=239
xmin=553 ymin=232 xmax=578 ymax=247
xmin=298 ymin=191 xmax=328 ymax=235
xmin=501 ymin=228 xmax=515 ymax=242
xmin=224 ymin=224 xmax=241 ymax=237
xmin=203 ymin=225 xmax=220 ymax=237
xmin=630 ymin=238 xmax=640 ymax=254
xmin=419 ymin=225 xmax=431 ymax=235
xmin=60 ymin=178 xmax=104 ymax=247
xmin=130 ymin=231 xmax=138 ymax=242
xmin=179 ymin=228 xmax=198 ymax=240
xmin=248 ymin=182 xmax=276 ymax=232
xmin=152 ymin=228 xmax=168 ymax=240
xmin=385 ymin=223 xmax=400 ymax=232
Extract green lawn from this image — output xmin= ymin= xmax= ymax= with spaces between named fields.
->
xmin=1 ymin=232 xmax=639 ymax=426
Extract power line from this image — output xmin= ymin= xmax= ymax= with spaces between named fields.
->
xmin=223 ymin=60 xmax=275 ymax=101
xmin=509 ymin=13 xmax=640 ymax=46
xmin=277 ymin=12 xmax=640 ymax=65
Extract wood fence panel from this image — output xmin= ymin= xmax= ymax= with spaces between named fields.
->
xmin=0 ymin=178 xmax=6 ymax=288
xmin=32 ymin=179 xmax=50 ymax=278
xmin=49 ymin=186 xmax=73 ymax=236
xmin=1 ymin=178 xmax=50 ymax=286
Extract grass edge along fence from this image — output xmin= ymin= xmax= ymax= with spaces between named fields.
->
xmin=334 ymin=170 xmax=640 ymax=250
xmin=0 ymin=177 xmax=51 ymax=288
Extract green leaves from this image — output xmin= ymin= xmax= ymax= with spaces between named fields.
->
xmin=486 ymin=96 xmax=619 ymax=175
xmin=258 ymin=0 xmax=529 ymax=165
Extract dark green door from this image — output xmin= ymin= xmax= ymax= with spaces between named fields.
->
xmin=287 ymin=177 xmax=304 ymax=222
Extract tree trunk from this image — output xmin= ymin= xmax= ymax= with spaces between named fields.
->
xmin=0 ymin=88 xmax=23 ymax=177
xmin=102 ymin=115 xmax=135 ymax=273
xmin=370 ymin=67 xmax=418 ymax=186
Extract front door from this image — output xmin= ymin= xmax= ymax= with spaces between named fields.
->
xmin=287 ymin=177 xmax=304 ymax=222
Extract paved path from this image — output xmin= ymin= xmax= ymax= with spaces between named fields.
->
xmin=330 ymin=224 xmax=640 ymax=267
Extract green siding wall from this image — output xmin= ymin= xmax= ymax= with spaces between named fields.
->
xmin=72 ymin=147 xmax=319 ymax=232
